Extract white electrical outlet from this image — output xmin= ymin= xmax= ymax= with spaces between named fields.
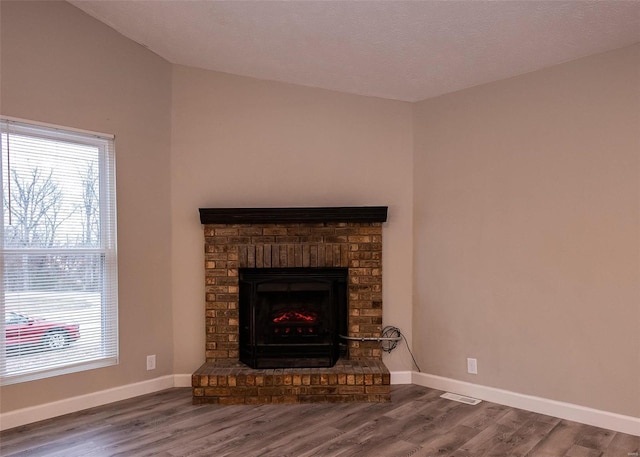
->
xmin=147 ymin=354 xmax=156 ymax=371
xmin=467 ymin=357 xmax=478 ymax=375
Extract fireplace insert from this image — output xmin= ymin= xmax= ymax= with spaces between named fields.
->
xmin=239 ymin=267 xmax=348 ymax=368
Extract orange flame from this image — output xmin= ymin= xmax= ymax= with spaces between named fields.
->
xmin=272 ymin=310 xmax=317 ymax=323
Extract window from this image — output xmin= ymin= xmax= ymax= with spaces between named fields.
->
xmin=1 ymin=118 xmax=118 ymax=385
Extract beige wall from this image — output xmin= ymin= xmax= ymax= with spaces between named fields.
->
xmin=170 ymin=66 xmax=415 ymax=374
xmin=413 ymin=44 xmax=640 ymax=417
xmin=0 ymin=1 xmax=174 ymax=412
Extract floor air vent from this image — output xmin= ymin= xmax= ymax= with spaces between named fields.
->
xmin=440 ymin=392 xmax=482 ymax=405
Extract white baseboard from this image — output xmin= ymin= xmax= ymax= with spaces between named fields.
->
xmin=174 ymin=373 xmax=193 ymax=387
xmin=3 ymin=371 xmax=638 ymax=437
xmin=0 ymin=375 xmax=176 ymax=431
xmin=390 ymin=370 xmax=412 ymax=384
xmin=411 ymin=371 xmax=640 ymax=437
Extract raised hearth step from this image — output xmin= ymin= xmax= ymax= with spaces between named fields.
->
xmin=192 ymin=358 xmax=390 ymax=405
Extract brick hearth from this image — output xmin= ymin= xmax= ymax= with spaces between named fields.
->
xmin=193 ymin=207 xmax=390 ymax=404
xmin=192 ymin=359 xmax=390 ymax=405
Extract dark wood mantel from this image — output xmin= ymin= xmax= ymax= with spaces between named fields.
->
xmin=199 ymin=206 xmax=388 ymax=224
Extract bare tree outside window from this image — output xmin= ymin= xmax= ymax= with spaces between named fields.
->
xmin=80 ymin=161 xmax=100 ymax=247
xmin=4 ymin=167 xmax=66 ymax=248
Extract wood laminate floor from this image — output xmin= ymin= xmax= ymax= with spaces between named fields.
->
xmin=1 ymin=385 xmax=638 ymax=457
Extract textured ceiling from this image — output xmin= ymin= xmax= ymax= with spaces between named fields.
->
xmin=70 ymin=1 xmax=640 ymax=102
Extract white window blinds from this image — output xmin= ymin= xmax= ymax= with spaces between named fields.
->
xmin=1 ymin=118 xmax=118 ymax=385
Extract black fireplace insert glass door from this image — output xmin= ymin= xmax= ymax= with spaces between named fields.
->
xmin=239 ymin=268 xmax=347 ymax=369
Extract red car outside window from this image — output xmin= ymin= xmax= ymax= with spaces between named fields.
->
xmin=5 ymin=312 xmax=80 ymax=352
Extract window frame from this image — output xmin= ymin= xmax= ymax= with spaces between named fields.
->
xmin=0 ymin=117 xmax=119 ymax=385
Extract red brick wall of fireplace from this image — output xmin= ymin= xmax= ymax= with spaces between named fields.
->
xmin=203 ymin=222 xmax=383 ymax=363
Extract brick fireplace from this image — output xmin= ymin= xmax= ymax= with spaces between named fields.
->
xmin=192 ymin=207 xmax=391 ymax=404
